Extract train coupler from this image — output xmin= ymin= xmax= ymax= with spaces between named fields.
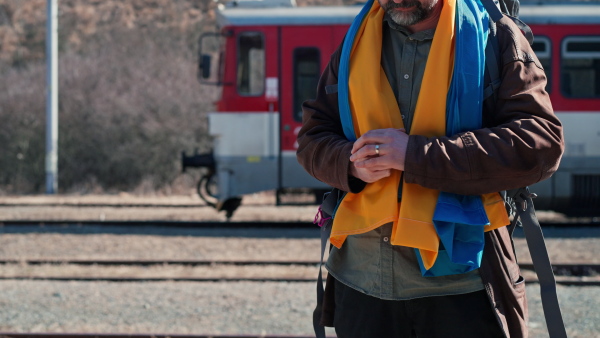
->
xmin=181 ymin=149 xmax=215 ymax=172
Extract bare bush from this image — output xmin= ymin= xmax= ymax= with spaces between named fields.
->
xmin=0 ymin=26 xmax=216 ymax=194
xmin=0 ymin=63 xmax=46 ymax=192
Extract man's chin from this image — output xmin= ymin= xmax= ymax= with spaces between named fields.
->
xmin=388 ymin=13 xmax=417 ymax=26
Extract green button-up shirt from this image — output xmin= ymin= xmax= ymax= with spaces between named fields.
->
xmin=325 ymin=15 xmax=484 ymax=300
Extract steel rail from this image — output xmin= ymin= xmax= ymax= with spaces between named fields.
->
xmin=0 ymin=274 xmax=598 ymax=286
xmin=0 ymin=259 xmax=318 ymax=266
xmin=519 ymin=263 xmax=600 ymax=276
xmin=0 ymin=220 xmax=314 ymax=228
xmin=2 ymin=219 xmax=599 ymax=228
xmin=0 ymin=333 xmax=329 ymax=338
xmin=0 ymin=203 xmax=210 ymax=208
xmin=0 ymin=276 xmax=316 ymax=283
xmin=0 ymin=267 xmax=597 ymax=284
xmin=0 ymin=259 xmax=598 ymax=273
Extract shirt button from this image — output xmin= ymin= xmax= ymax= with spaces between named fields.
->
xmin=383 ymin=237 xmax=389 ymax=242
xmin=404 ymin=74 xmax=410 ymax=80
xmin=401 ymin=115 xmax=406 ymax=119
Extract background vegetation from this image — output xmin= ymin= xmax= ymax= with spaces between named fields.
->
xmin=0 ymin=0 xmax=228 ymax=194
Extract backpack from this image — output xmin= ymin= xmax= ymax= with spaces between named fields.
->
xmin=482 ymin=0 xmax=533 ymax=114
xmin=481 ymin=2 xmax=567 ymax=336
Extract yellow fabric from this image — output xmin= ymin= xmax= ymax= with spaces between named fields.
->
xmin=330 ymin=0 xmax=510 ymax=269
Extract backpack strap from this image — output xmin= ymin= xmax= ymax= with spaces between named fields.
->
xmin=480 ymin=0 xmax=504 ymax=22
xmin=483 ymin=21 xmax=501 ymax=104
xmin=313 ymin=188 xmax=343 ymax=338
xmin=480 ymin=0 xmax=534 ymax=44
xmin=313 ymin=214 xmax=331 ymax=338
xmin=484 ymin=13 xmax=565 ymax=335
xmin=507 ymin=187 xmax=568 ymax=338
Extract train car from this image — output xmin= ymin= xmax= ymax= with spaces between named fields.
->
xmin=182 ymin=0 xmax=600 ymax=218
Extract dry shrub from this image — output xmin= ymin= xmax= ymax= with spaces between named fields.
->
xmin=0 ymin=0 xmax=214 ymax=66
xmin=0 ymin=63 xmax=46 ymax=192
xmin=0 ymin=0 xmax=221 ymax=194
xmin=0 ymin=25 xmax=216 ymax=194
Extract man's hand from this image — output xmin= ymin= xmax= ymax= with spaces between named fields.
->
xmin=350 ymin=163 xmax=392 ymax=183
xmin=349 ymin=128 xmax=409 ymax=181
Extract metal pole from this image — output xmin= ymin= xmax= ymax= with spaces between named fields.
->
xmin=45 ymin=0 xmax=58 ymax=194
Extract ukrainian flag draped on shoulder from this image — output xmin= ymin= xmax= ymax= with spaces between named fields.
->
xmin=333 ymin=0 xmax=510 ymax=277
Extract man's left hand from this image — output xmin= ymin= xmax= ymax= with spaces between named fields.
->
xmin=350 ymin=128 xmax=409 ymax=172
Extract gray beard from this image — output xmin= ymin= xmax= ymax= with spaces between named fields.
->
xmin=383 ymin=1 xmax=431 ymax=27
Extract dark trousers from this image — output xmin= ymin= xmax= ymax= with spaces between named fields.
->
xmin=333 ymin=279 xmax=505 ymax=338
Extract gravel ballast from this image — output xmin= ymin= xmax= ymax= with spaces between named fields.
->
xmin=0 ymin=195 xmax=598 ymax=337
xmin=1 ymin=227 xmax=598 ymax=337
xmin=0 ymin=281 xmax=597 ymax=337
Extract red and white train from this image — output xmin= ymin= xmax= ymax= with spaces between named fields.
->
xmin=182 ymin=0 xmax=600 ymax=218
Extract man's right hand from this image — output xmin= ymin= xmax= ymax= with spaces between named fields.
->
xmin=350 ymin=162 xmax=391 ymax=183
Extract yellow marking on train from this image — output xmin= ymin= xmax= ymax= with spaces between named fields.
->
xmin=246 ymin=156 xmax=261 ymax=163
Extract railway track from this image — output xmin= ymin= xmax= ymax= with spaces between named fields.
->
xmin=0 ymin=202 xmax=211 ymax=208
xmin=1 ymin=220 xmax=598 ymax=285
xmin=0 ymin=334 xmax=325 ymax=338
xmin=1 ymin=219 xmax=599 ymax=228
xmin=0 ymin=258 xmax=597 ymax=286
xmin=0 ymin=220 xmax=315 ymax=228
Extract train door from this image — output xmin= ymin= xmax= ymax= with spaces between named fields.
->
xmin=209 ymin=26 xmax=282 ymax=202
xmin=279 ymin=26 xmax=337 ymax=190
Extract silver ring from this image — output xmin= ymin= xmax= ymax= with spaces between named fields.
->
xmin=375 ymin=144 xmax=380 ymax=156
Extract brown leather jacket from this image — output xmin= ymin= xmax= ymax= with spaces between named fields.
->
xmin=296 ymin=17 xmax=564 ymax=338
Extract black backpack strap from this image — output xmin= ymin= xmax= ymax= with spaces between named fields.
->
xmin=481 ymin=0 xmax=534 ymax=44
xmin=480 ymin=0 xmax=504 ymax=22
xmin=313 ymin=216 xmax=331 ymax=338
xmin=483 ymin=21 xmax=501 ymax=104
xmin=507 ymin=15 xmax=534 ymax=45
xmin=313 ymin=189 xmax=341 ymax=338
xmin=507 ymin=187 xmax=568 ymax=338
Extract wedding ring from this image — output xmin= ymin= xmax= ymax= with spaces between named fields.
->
xmin=375 ymin=144 xmax=380 ymax=156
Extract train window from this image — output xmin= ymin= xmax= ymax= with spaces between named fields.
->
xmin=532 ymin=36 xmax=551 ymax=93
xmin=561 ymin=36 xmax=600 ymax=98
xmin=293 ymin=48 xmax=321 ymax=122
xmin=237 ymin=32 xmax=265 ymax=96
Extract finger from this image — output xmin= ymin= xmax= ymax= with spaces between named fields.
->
xmin=353 ymin=156 xmax=389 ymax=170
xmin=350 ymin=138 xmax=368 ymax=155
xmin=350 ymin=144 xmax=381 ymax=162
xmin=351 ymin=131 xmax=386 ymax=154
xmin=359 ymin=168 xmax=391 ymax=183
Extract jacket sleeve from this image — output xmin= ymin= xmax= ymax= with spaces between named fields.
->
xmin=403 ymin=17 xmax=564 ymax=195
xmin=296 ymin=45 xmax=367 ymax=193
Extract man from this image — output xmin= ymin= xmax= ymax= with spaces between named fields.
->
xmin=296 ymin=0 xmax=564 ymax=336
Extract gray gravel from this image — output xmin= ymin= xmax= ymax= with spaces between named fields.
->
xmin=0 ymin=280 xmax=335 ymax=335
xmin=527 ymin=285 xmax=600 ymax=338
xmin=0 ymin=209 xmax=598 ymax=337
xmin=0 ymin=281 xmax=597 ymax=337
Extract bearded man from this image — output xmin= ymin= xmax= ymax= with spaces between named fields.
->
xmin=296 ymin=0 xmax=563 ymax=336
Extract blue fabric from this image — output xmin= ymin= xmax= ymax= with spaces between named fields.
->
xmin=416 ymin=248 xmax=480 ymax=277
xmin=446 ymin=0 xmax=489 ymax=135
xmin=421 ymin=0 xmax=491 ymax=277
xmin=338 ymin=0 xmax=374 ymax=142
